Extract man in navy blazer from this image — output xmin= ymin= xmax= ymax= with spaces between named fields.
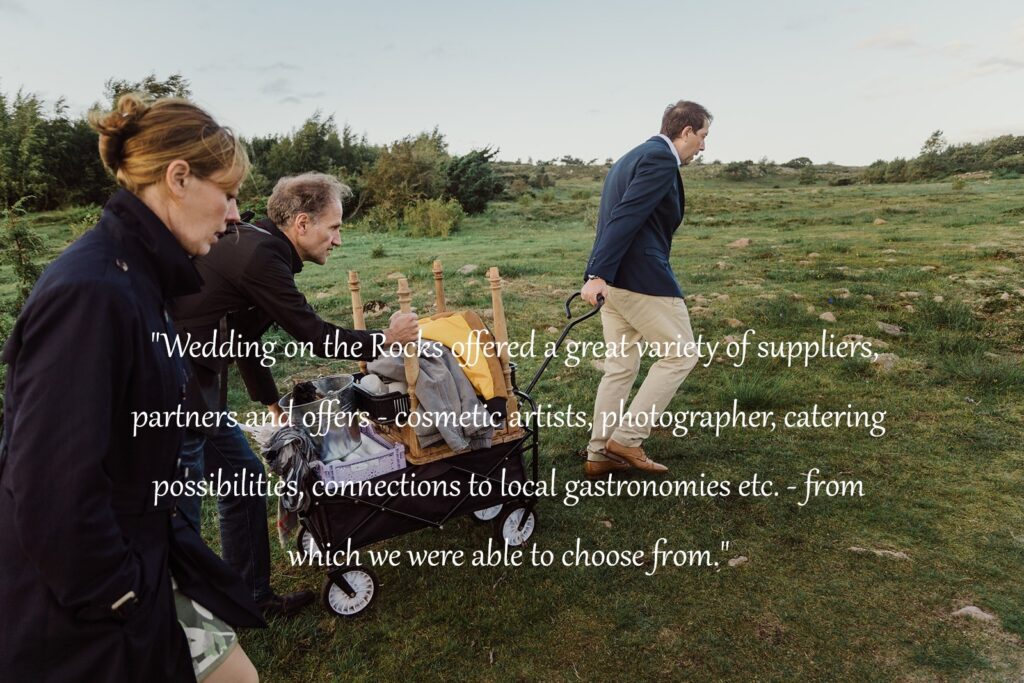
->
xmin=580 ymin=100 xmax=711 ymax=476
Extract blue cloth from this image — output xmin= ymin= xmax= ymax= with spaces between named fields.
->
xmin=178 ymin=425 xmax=273 ymax=603
xmin=584 ymin=136 xmax=686 ymax=298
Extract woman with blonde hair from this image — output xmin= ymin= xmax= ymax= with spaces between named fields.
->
xmin=0 ymin=94 xmax=264 ymax=682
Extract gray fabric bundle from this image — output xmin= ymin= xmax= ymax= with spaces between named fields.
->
xmin=368 ymin=341 xmax=494 ymax=453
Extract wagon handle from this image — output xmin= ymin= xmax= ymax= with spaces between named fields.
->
xmin=523 ymin=293 xmax=604 ymax=396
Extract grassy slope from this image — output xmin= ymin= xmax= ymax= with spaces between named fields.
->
xmin=6 ymin=173 xmax=1024 ymax=680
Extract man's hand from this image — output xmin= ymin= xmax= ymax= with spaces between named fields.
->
xmin=383 ymin=312 xmax=419 ymax=346
xmin=581 ymin=277 xmax=609 ymax=306
xmin=266 ymin=402 xmax=288 ymax=426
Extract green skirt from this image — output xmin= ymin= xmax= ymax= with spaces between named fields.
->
xmin=172 ymin=579 xmax=239 ymax=681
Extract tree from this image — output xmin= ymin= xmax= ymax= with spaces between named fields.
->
xmin=0 ymin=89 xmax=49 ymax=207
xmin=361 ymin=129 xmax=449 ymax=215
xmin=104 ymin=72 xmax=191 ymax=106
xmin=445 ymin=146 xmax=504 ymax=214
xmin=920 ymin=130 xmax=947 ymax=156
xmin=783 ymin=157 xmax=812 ymax=168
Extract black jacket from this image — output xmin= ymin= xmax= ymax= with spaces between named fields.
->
xmin=170 ymin=218 xmax=383 ymax=414
xmin=0 ymin=190 xmax=264 ymax=683
xmin=584 ymin=136 xmax=686 ymax=298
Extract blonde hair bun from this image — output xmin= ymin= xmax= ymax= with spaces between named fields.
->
xmin=90 ymin=93 xmax=150 ymax=173
xmin=87 ymin=94 xmax=248 ymax=194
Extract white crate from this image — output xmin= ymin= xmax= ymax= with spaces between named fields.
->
xmin=311 ymin=425 xmax=406 ymax=484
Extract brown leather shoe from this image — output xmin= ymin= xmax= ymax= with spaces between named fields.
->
xmin=257 ymin=590 xmax=315 ymax=618
xmin=584 ymin=459 xmax=631 ymax=478
xmin=606 ymin=439 xmax=668 ymax=473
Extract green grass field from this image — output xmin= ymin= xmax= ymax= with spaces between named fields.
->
xmin=6 ymin=170 xmax=1024 ymax=681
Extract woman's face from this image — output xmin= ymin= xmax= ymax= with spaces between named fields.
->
xmin=168 ymin=169 xmax=241 ymax=256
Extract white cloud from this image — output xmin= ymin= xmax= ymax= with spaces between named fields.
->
xmin=938 ymin=41 xmax=972 ymax=57
xmin=858 ymin=28 xmax=917 ymax=50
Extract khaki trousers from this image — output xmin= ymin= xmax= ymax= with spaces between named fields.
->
xmin=587 ymin=286 xmax=698 ymax=461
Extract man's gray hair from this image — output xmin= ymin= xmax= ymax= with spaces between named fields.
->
xmin=267 ymin=172 xmax=353 ymax=227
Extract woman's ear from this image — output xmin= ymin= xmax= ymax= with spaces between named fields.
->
xmin=164 ymin=160 xmax=192 ymax=199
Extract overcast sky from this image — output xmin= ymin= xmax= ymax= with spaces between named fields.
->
xmin=1 ymin=0 xmax=1021 ymax=164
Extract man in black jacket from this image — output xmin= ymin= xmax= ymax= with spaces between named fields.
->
xmin=171 ymin=172 xmax=418 ymax=616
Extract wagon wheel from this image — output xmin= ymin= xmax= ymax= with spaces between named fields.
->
xmin=493 ymin=504 xmax=536 ymax=548
xmin=321 ymin=566 xmax=378 ymax=618
xmin=470 ymin=503 xmax=503 ymax=523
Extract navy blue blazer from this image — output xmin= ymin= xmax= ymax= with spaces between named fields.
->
xmin=584 ymin=136 xmax=685 ymax=298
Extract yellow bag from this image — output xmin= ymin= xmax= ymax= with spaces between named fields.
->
xmin=418 ymin=311 xmax=506 ymax=400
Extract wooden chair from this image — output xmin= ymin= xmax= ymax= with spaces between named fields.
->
xmin=350 ymin=261 xmax=524 ymax=464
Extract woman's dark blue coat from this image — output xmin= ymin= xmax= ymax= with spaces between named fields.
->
xmin=0 ymin=190 xmax=264 ymax=682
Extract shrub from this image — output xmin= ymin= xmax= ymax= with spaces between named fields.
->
xmin=404 ymin=198 xmax=464 ymax=238
xmin=885 ymin=158 xmax=909 ymax=183
xmin=363 ymin=203 xmax=401 ymax=233
xmin=951 ymin=177 xmax=967 ymax=191
xmin=862 ymin=160 xmax=888 ymax=184
xmin=722 ymin=161 xmax=752 ymax=181
xmin=798 ymin=166 xmax=817 ymax=185
xmin=538 ymin=189 xmax=556 ymax=203
xmin=1 ymin=200 xmax=44 ymax=303
xmin=445 ymin=146 xmax=504 ymax=214
xmin=528 ymin=169 xmax=554 ymax=189
xmin=362 ymin=130 xmax=448 ymax=212
xmin=994 ymin=153 xmax=1024 ymax=174
xmin=828 ymin=176 xmax=856 ymax=186
xmin=507 ymin=178 xmax=531 ymax=197
xmin=370 ymin=243 xmax=386 ymax=259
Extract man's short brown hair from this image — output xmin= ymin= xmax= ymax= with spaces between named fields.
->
xmin=267 ymin=172 xmax=352 ymax=228
xmin=660 ymin=100 xmax=712 ymax=140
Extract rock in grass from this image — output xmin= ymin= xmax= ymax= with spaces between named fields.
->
xmin=386 ymin=271 xmax=405 ymax=280
xmin=727 ymin=556 xmax=748 ymax=567
xmin=725 ymin=318 xmax=744 ymax=328
xmin=877 ymin=321 xmax=904 ymax=336
xmin=920 ymin=265 xmax=937 ymax=271
xmin=458 ymin=264 xmax=478 ymax=275
xmin=807 ymin=252 xmax=821 ymax=258
xmin=819 ymin=312 xmax=836 ymax=322
xmin=545 ymin=326 xmax=559 ymax=334
xmin=872 ymin=353 xmax=900 ymax=372
xmin=899 ymin=291 xmax=921 ymax=299
xmin=933 ymin=295 xmax=944 ymax=302
xmin=590 ymin=360 xmax=605 ymax=372
xmin=715 ymin=261 xmax=731 ymax=269
xmin=952 ymin=606 xmax=996 ymax=622
xmin=727 ymin=238 xmax=752 ymax=248
xmin=842 ymin=334 xmax=889 ymax=349
xmin=848 ymin=546 xmax=909 ymax=560
xmin=873 ymin=218 xmax=887 ymax=225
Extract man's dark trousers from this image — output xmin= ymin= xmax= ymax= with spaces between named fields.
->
xmin=177 ymin=425 xmax=273 ymax=602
